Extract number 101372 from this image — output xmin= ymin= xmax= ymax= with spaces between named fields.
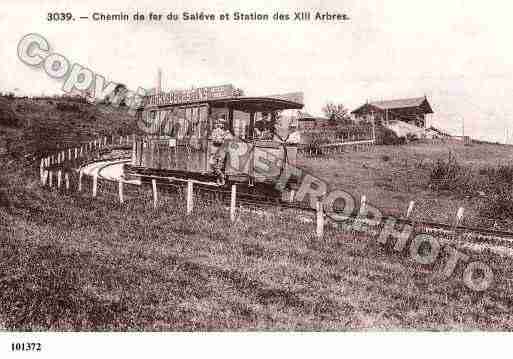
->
xmin=11 ymin=342 xmax=42 ymax=352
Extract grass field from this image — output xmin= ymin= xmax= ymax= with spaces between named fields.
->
xmin=3 ymin=161 xmax=513 ymax=330
xmin=2 ymin=97 xmax=513 ymax=330
xmin=297 ymin=142 xmax=513 ymax=227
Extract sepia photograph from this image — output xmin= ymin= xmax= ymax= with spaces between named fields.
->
xmin=1 ymin=0 xmax=513 ymax=357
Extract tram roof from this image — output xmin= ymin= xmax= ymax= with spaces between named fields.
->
xmin=139 ymin=94 xmax=304 ymax=112
xmin=209 ymin=96 xmax=304 ymax=112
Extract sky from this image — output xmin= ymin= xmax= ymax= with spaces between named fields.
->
xmin=2 ymin=0 xmax=513 ymax=142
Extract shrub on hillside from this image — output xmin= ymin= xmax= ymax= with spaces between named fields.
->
xmin=406 ymin=132 xmax=418 ymax=142
xmin=475 ymin=165 xmax=513 ymax=222
xmin=428 ymin=152 xmax=474 ymax=195
xmin=484 ymin=165 xmax=513 ymax=184
xmin=304 ymin=135 xmax=331 ymax=156
xmin=429 ymin=155 xmax=513 ymax=222
xmin=0 ymin=102 xmax=20 ymax=128
xmin=375 ymin=125 xmax=402 ymax=145
xmin=56 ymin=102 xmax=81 ymax=112
xmin=478 ymin=181 xmax=513 ymax=222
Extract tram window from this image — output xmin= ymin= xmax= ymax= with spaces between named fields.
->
xmin=234 ymin=118 xmax=246 ymax=139
xmin=199 ymin=106 xmax=208 ymax=138
xmin=191 ymin=107 xmax=199 ymax=137
xmin=254 ymin=112 xmax=275 ymax=140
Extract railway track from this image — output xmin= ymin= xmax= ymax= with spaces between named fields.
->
xmin=26 ymin=145 xmax=513 ymax=251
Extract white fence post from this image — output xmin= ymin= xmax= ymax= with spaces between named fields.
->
xmin=289 ymin=189 xmax=296 ymax=202
xmin=455 ymin=207 xmax=465 ymax=227
xmin=41 ymin=158 xmax=48 ymax=186
xmin=78 ymin=169 xmax=83 ymax=192
xmin=230 ymin=184 xmax=237 ymax=222
xmin=65 ymin=173 xmax=70 ymax=190
xmin=42 ymin=171 xmax=48 ymax=186
xmin=40 ymin=158 xmax=44 ymax=184
xmin=132 ymin=139 xmax=137 ymax=166
xmin=49 ymin=171 xmax=53 ymax=187
xmin=187 ymin=180 xmax=194 ymax=215
xmin=57 ymin=170 xmax=62 ymax=188
xmin=92 ymin=173 xmax=98 ymax=197
xmin=316 ymin=199 xmax=324 ymax=239
xmin=152 ymin=179 xmax=158 ymax=209
xmin=118 ymin=180 xmax=124 ymax=204
xmin=406 ymin=201 xmax=415 ymax=218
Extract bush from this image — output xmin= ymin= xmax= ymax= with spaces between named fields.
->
xmin=304 ymin=134 xmax=331 ymax=156
xmin=429 ymin=155 xmax=513 ymax=223
xmin=476 ymin=164 xmax=513 ymax=222
xmin=428 ymin=152 xmax=474 ymax=195
xmin=0 ymin=102 xmax=20 ymax=128
xmin=406 ymin=132 xmax=418 ymax=142
xmin=56 ymin=102 xmax=81 ymax=112
xmin=478 ymin=182 xmax=513 ymax=222
xmin=375 ymin=125 xmax=401 ymax=145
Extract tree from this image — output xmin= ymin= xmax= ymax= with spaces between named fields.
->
xmin=322 ymin=102 xmax=352 ymax=125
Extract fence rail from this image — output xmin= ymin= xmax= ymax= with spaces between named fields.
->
xmin=35 ymin=133 xmax=511 ymax=241
xmin=298 ymin=138 xmax=375 ymax=157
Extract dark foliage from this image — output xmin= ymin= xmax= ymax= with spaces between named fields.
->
xmin=375 ymin=125 xmax=403 ymax=145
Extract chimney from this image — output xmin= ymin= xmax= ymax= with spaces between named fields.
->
xmin=157 ymin=68 xmax=162 ymax=94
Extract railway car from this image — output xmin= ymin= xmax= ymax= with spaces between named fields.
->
xmin=124 ymin=84 xmax=304 ymax=198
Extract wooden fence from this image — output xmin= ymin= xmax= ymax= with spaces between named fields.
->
xmin=37 ymin=135 xmax=329 ymax=239
xmin=298 ymin=138 xmax=375 ymax=157
xmin=37 ymin=134 xmax=479 ymax=240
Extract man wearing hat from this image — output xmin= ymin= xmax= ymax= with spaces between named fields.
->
xmin=209 ymin=118 xmax=233 ymax=178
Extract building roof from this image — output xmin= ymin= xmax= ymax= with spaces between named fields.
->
xmin=370 ymin=97 xmax=427 ymax=110
xmin=352 ymin=96 xmax=433 ymax=114
xmin=296 ymin=111 xmax=330 ymax=122
xmin=297 ymin=111 xmax=316 ymax=121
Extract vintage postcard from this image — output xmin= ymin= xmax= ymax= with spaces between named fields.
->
xmin=0 ymin=0 xmax=512 ymax=357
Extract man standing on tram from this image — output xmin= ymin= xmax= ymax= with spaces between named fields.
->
xmin=209 ymin=118 xmax=233 ymax=179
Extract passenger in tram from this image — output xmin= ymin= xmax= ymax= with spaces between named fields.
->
xmin=254 ymin=112 xmax=275 ymax=140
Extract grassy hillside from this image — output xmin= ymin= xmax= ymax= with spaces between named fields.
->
xmin=297 ymin=142 xmax=513 ymax=228
xmin=0 ymin=96 xmax=139 ymax=159
xmin=1 ymin=96 xmax=513 ymax=330
xmin=2 ymin=163 xmax=513 ymax=330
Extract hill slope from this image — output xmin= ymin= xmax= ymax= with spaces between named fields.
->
xmin=0 ymin=95 xmax=512 ymax=330
xmin=0 ymin=96 xmax=139 ymax=158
